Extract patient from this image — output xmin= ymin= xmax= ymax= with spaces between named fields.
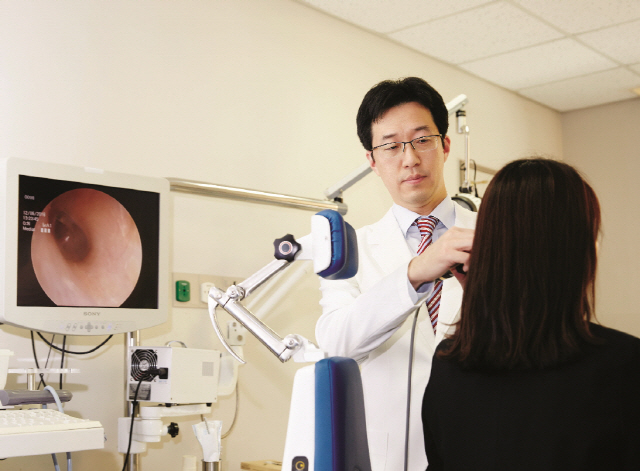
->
xmin=422 ymin=158 xmax=640 ymax=470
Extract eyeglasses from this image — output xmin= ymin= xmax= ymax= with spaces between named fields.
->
xmin=371 ymin=135 xmax=443 ymax=158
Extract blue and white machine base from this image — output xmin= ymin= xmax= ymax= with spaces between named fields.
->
xmin=283 ymin=358 xmax=371 ymax=471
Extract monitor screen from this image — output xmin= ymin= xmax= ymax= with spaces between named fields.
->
xmin=1 ymin=158 xmax=169 ymax=335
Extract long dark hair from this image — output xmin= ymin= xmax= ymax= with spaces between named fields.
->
xmin=440 ymin=158 xmax=601 ymax=370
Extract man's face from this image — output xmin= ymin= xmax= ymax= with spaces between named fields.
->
xmin=367 ymin=101 xmax=450 ymax=215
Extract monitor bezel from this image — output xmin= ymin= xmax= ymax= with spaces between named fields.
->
xmin=0 ymin=157 xmax=170 ymax=335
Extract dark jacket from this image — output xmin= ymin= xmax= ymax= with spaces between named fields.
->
xmin=422 ymin=324 xmax=640 ymax=470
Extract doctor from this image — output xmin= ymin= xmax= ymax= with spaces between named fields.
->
xmin=316 ymin=77 xmax=475 ymax=471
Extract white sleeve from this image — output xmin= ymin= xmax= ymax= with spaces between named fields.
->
xmin=315 ymin=261 xmax=431 ymax=361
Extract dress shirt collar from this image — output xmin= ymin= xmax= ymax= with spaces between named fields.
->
xmin=392 ymin=197 xmax=456 ymax=238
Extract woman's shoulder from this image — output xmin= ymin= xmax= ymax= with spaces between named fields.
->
xmin=590 ymin=323 xmax=640 ymax=344
xmin=588 ymin=323 xmax=640 ymax=365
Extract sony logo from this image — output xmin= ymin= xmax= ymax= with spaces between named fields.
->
xmin=83 ymin=311 xmax=101 ymax=316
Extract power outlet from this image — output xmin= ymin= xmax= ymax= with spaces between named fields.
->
xmin=172 ymin=273 xmax=240 ymax=309
xmin=200 ymin=282 xmax=215 ymax=304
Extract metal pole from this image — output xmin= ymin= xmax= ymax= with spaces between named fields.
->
xmin=202 ymin=461 xmax=220 ymax=471
xmin=167 ymin=178 xmax=348 ymax=215
xmin=125 ymin=331 xmax=140 ymax=471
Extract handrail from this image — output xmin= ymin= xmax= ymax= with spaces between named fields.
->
xmin=167 ymin=178 xmax=348 ymax=215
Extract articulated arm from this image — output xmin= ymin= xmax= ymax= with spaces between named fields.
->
xmin=207 ymin=210 xmax=358 ymax=364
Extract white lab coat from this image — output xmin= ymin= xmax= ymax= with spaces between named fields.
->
xmin=316 ymin=204 xmax=476 ymax=471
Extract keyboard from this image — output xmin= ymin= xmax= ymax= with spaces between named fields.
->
xmin=0 ymin=408 xmax=104 ymax=459
xmin=0 ymin=408 xmax=102 ymax=434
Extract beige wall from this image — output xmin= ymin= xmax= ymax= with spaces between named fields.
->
xmin=0 ymin=1 xmax=562 ymax=469
xmin=562 ymin=98 xmax=640 ymax=337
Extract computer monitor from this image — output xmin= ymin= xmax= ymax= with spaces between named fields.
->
xmin=0 ymin=157 xmax=169 ymax=335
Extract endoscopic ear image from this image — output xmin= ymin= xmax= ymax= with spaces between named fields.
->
xmin=31 ymin=188 xmax=142 ymax=307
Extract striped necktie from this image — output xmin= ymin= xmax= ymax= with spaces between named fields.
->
xmin=415 ymin=216 xmax=442 ymax=333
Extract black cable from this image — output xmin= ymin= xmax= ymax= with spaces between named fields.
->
xmin=30 ymin=331 xmax=47 ymax=388
xmin=36 ymin=332 xmax=113 ymax=354
xmin=59 ymin=335 xmax=66 ymax=389
xmin=33 ymin=331 xmax=111 ymax=389
xmin=122 ymin=368 xmax=161 ymax=471
xmin=37 ymin=334 xmax=55 ymax=390
xmin=122 ymin=378 xmax=144 ymax=471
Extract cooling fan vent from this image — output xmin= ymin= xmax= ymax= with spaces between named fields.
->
xmin=130 ymin=349 xmax=158 ymax=382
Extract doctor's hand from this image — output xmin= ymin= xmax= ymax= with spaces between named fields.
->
xmin=407 ymin=226 xmax=474 ymax=290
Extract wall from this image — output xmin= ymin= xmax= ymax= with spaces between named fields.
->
xmin=0 ymin=1 xmax=562 ymax=469
xmin=562 ymin=98 xmax=640 ymax=337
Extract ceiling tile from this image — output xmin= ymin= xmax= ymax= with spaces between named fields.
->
xmin=578 ymin=19 xmax=640 ymax=64
xmin=518 ymin=67 xmax=640 ymax=111
xmin=460 ymin=38 xmax=617 ymax=90
xmin=389 ymin=1 xmax=563 ymax=64
xmin=513 ymin=0 xmax=640 ymax=34
xmin=296 ymin=0 xmax=492 ymax=34
xmin=296 ymin=0 xmax=640 ymax=111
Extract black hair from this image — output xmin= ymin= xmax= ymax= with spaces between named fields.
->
xmin=356 ymin=77 xmax=449 ymax=151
